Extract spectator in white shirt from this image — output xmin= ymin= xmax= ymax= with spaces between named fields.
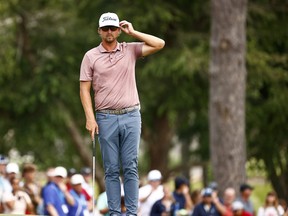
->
xmin=2 ymin=177 xmax=34 ymax=214
xmin=139 ymin=170 xmax=164 ymax=216
xmin=257 ymin=191 xmax=284 ymax=216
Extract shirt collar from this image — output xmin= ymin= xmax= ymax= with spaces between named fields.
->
xmin=99 ymin=42 xmax=121 ymax=53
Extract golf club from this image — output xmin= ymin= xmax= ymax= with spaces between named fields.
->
xmin=92 ymin=136 xmax=96 ymax=216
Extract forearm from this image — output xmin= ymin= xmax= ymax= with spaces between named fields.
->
xmin=6 ymin=201 xmax=15 ymax=210
xmin=130 ymin=30 xmax=165 ymax=50
xmin=213 ymin=199 xmax=226 ymax=215
xmin=47 ymin=204 xmax=59 ymax=216
xmin=184 ymin=193 xmax=193 ymax=210
xmin=64 ymin=191 xmax=74 ymax=206
xmin=80 ymin=83 xmax=95 ymax=121
xmin=100 ymin=208 xmax=109 ymax=214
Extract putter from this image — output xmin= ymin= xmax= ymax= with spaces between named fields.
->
xmin=92 ymin=136 xmax=96 ymax=216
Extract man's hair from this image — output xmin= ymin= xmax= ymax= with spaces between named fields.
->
xmin=174 ymin=176 xmax=189 ymax=190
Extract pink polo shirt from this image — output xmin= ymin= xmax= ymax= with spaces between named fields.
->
xmin=80 ymin=42 xmax=143 ymax=110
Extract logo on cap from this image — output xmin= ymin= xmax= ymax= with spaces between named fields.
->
xmin=102 ymin=16 xmax=117 ymax=22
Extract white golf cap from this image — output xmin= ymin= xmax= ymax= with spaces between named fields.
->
xmin=71 ymin=174 xmax=85 ymax=185
xmin=6 ymin=162 xmax=19 ymax=174
xmin=232 ymin=201 xmax=244 ymax=211
xmin=54 ymin=166 xmax=67 ymax=178
xmin=99 ymin=12 xmax=119 ymax=27
xmin=147 ymin=170 xmax=162 ymax=181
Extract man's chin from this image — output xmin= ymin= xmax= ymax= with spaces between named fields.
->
xmin=105 ymin=37 xmax=115 ymax=43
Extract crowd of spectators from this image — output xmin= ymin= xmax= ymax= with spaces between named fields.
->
xmin=0 ymin=154 xmax=288 ymax=216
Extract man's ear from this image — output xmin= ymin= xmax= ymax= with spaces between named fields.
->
xmin=118 ymin=29 xmax=121 ymax=36
xmin=98 ymin=28 xmax=101 ymax=34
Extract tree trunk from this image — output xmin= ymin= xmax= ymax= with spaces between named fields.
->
xmin=209 ymin=0 xmax=248 ymax=196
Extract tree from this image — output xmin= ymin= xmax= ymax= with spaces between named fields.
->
xmin=246 ymin=0 xmax=288 ymax=201
xmin=209 ymin=0 xmax=248 ymax=195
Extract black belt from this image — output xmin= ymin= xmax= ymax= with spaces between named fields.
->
xmin=97 ymin=105 xmax=140 ymax=115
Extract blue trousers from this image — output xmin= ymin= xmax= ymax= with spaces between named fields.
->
xmin=96 ymin=109 xmax=141 ymax=216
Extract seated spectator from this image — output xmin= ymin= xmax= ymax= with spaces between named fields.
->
xmin=173 ymin=176 xmax=193 ymax=214
xmin=257 ymin=191 xmax=284 ymax=216
xmin=139 ymin=170 xmax=164 ymax=216
xmin=192 ymin=188 xmax=221 ymax=216
xmin=150 ymin=185 xmax=175 ymax=216
xmin=68 ymin=174 xmax=90 ymax=216
xmin=2 ymin=177 xmax=34 ymax=214
xmin=232 ymin=201 xmax=252 ymax=216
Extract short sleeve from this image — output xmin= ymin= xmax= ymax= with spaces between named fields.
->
xmin=80 ymin=53 xmax=93 ymax=81
xmin=128 ymin=42 xmax=144 ymax=59
xmin=135 ymin=42 xmax=144 ymax=58
xmin=43 ymin=185 xmax=56 ymax=206
xmin=2 ymin=191 xmax=14 ymax=203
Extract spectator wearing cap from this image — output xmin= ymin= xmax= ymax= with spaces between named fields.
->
xmin=68 ymin=174 xmax=91 ymax=216
xmin=172 ymin=176 xmax=193 ymax=214
xmin=22 ymin=163 xmax=42 ymax=214
xmin=139 ymin=170 xmax=164 ymax=216
xmin=5 ymin=162 xmax=20 ymax=192
xmin=232 ymin=201 xmax=252 ymax=216
xmin=192 ymin=188 xmax=221 ymax=216
xmin=66 ymin=168 xmax=77 ymax=191
xmin=80 ymin=167 xmax=94 ymax=198
xmin=237 ymin=184 xmax=255 ymax=216
xmin=42 ymin=166 xmax=75 ymax=216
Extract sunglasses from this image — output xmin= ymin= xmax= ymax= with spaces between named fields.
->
xmin=100 ymin=26 xmax=119 ymax=32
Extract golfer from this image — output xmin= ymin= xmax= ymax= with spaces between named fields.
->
xmin=80 ymin=12 xmax=165 ymax=216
